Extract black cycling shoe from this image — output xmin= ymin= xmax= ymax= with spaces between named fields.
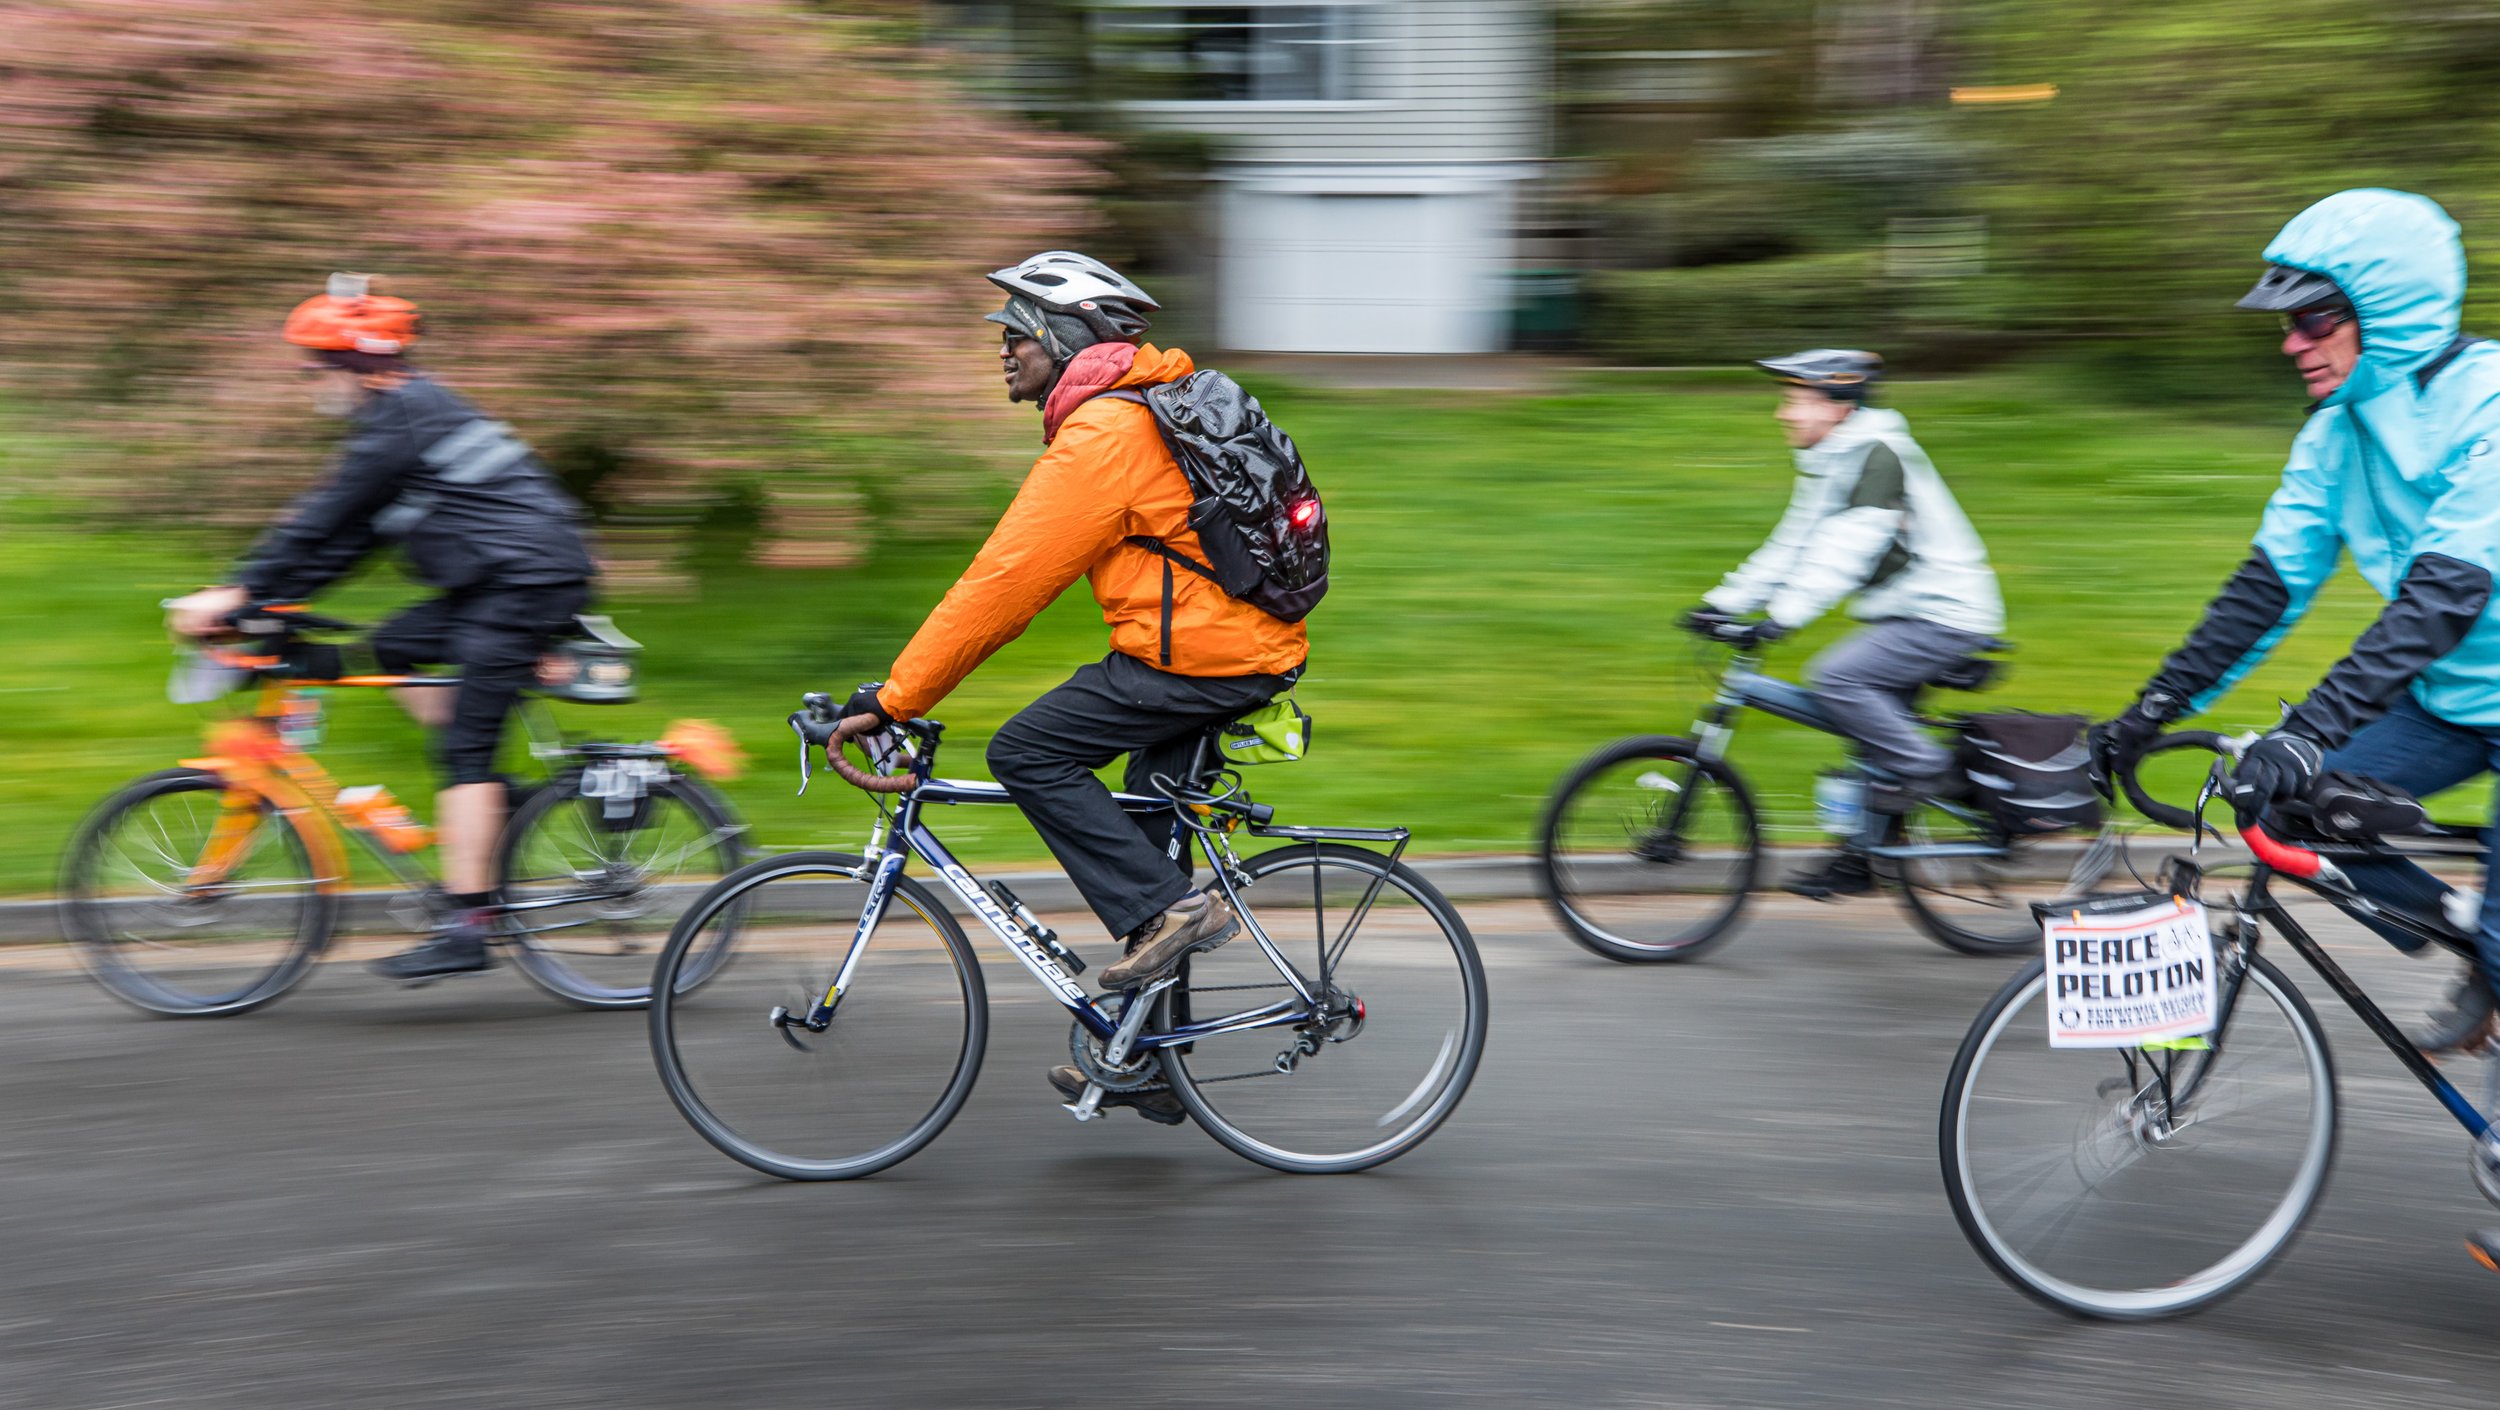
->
xmin=1046 ymin=1065 xmax=1187 ymax=1126
xmin=367 ymin=925 xmax=495 ymax=984
xmin=1784 ymin=849 xmax=1876 ymax=902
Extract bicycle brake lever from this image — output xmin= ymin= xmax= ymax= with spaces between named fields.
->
xmin=789 ymin=712 xmax=815 ymax=796
xmin=2192 ymin=761 xmax=2226 ymax=855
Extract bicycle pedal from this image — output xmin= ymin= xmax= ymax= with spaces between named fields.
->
xmin=1064 ymin=1083 xmax=1107 ymax=1122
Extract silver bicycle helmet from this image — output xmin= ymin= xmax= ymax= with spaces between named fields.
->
xmin=984 ymin=251 xmax=1158 ymax=363
xmin=1755 ymin=348 xmax=1883 ymax=402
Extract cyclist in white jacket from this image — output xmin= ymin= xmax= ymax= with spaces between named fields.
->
xmin=1695 ymin=349 xmax=2006 ymax=899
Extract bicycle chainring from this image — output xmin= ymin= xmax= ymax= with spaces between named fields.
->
xmin=1069 ymin=1021 xmax=1163 ymax=1092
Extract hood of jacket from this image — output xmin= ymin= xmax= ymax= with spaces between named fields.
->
xmin=2263 ymin=188 xmax=2465 ymax=409
xmin=1041 ymin=342 xmax=1196 ymax=443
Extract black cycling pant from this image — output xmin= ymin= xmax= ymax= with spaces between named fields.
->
xmin=372 ymin=584 xmax=590 ymax=787
xmin=986 ymin=652 xmax=1299 ymax=938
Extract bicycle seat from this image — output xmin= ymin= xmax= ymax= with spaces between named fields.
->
xmin=1929 ymin=640 xmax=2012 ymax=693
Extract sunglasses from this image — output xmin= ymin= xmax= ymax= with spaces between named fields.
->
xmin=2279 ymin=306 xmax=2354 ymax=340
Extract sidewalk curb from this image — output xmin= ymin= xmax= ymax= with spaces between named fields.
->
xmin=0 ymin=837 xmax=2214 ymax=944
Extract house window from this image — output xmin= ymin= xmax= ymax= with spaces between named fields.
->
xmin=1094 ymin=6 xmax=1381 ymax=103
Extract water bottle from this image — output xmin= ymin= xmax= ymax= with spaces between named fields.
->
xmin=1814 ymin=770 xmax=1865 ymax=837
xmin=336 ymin=785 xmax=432 ymax=854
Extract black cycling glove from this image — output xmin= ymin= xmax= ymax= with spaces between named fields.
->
xmin=2228 ymin=730 xmax=2325 ymax=819
xmin=843 ymin=682 xmax=895 ymax=729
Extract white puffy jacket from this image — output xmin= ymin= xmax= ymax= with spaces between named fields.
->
xmin=1702 ymin=407 xmax=2004 ymax=636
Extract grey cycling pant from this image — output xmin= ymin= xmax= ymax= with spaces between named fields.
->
xmin=1806 ymin=617 xmax=1993 ymax=782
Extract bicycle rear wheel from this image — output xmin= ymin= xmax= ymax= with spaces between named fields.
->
xmin=60 ymin=768 xmax=335 ymax=1017
xmin=1894 ymin=806 xmax=2117 ymax=957
xmin=1537 ymin=736 xmax=1759 ymax=962
xmin=1940 ymin=948 xmax=2336 ymax=1319
xmin=1160 ymin=844 xmax=1487 ymax=1174
xmin=649 ymin=852 xmax=986 ymax=1180
xmin=500 ymin=770 xmax=746 ymax=1009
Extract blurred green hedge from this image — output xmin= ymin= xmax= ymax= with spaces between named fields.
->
xmin=1584 ymin=253 xmax=2014 ymax=368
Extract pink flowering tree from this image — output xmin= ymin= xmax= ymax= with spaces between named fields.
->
xmin=0 ymin=0 xmax=1098 ymax=572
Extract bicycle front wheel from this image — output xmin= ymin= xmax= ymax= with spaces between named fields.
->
xmin=1940 ymin=949 xmax=2336 ymax=1320
xmin=1537 ymin=736 xmax=1759 ymax=963
xmin=1161 ymin=844 xmax=1487 ymax=1174
xmin=60 ymin=768 xmax=335 ymax=1017
xmin=649 ymin=852 xmax=986 ymax=1181
xmin=500 ymin=771 xmax=747 ymax=1010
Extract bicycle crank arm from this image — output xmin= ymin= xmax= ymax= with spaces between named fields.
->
xmin=1064 ymin=1083 xmax=1108 ymax=1122
xmin=1102 ymin=974 xmax=1179 ymax=1069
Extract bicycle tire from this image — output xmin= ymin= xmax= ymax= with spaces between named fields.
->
xmin=60 ymin=767 xmax=336 ymax=1017
xmin=1537 ymin=735 xmax=1760 ymax=963
xmin=1939 ymin=950 xmax=2337 ymax=1320
xmin=649 ymin=851 xmax=987 ymax=1181
xmin=500 ymin=770 xmax=748 ymax=1010
xmin=1159 ymin=843 xmax=1488 ymax=1174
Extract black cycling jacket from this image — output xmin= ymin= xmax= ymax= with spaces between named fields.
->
xmin=236 ymin=375 xmax=595 ymax=602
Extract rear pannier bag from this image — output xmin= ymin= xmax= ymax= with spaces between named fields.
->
xmin=1955 ymin=711 xmax=2102 ymax=836
xmin=1105 ymin=371 xmax=1330 ymax=623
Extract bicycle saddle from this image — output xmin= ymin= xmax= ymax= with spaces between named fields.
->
xmin=1929 ymin=646 xmax=2009 ymax=693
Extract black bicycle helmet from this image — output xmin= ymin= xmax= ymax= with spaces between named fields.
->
xmin=983 ymin=251 xmax=1158 ymax=364
xmin=1755 ymin=348 xmax=1883 ymax=402
xmin=2236 ymin=264 xmax=2349 ymax=314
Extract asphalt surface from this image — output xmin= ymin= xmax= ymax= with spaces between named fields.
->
xmin=5 ymin=895 xmax=2500 ymax=1409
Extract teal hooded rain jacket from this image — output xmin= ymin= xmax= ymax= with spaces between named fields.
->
xmin=2143 ymin=188 xmax=2500 ymax=743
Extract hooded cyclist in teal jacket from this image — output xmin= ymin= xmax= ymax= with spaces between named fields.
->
xmin=2097 ymin=190 xmax=2500 ymax=1064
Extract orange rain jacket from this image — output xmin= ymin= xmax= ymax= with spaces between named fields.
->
xmin=876 ymin=343 xmax=1310 ymax=721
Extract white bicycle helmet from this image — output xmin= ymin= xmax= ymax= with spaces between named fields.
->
xmin=985 ymin=251 xmax=1158 ymax=362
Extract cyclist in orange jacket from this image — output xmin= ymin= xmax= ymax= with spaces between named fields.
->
xmin=833 ymin=253 xmax=1306 ymax=1122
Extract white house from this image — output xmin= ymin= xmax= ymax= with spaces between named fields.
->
xmin=951 ymin=3 xmax=1552 ymax=355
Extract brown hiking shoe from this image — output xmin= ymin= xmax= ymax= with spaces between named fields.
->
xmin=1099 ymin=893 xmax=1238 ymax=989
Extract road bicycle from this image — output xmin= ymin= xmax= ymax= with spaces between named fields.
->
xmin=1537 ymin=614 xmax=2206 ymax=961
xmin=1940 ymin=736 xmax=2500 ymax=1318
xmin=59 ymin=604 xmax=747 ymax=1016
xmin=646 ymin=691 xmax=1488 ymax=1179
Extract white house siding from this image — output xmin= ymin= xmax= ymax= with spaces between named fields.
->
xmin=1102 ymin=1 xmax=1551 ymax=353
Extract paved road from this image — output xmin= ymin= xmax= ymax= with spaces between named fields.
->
xmin=4 ymin=897 xmax=2498 ymax=1409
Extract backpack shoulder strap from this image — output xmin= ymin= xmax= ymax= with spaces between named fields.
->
xmin=1097 ymin=388 xmax=1149 ymax=406
xmin=2417 ymin=333 xmax=2487 ymax=390
xmin=1126 ymin=534 xmax=1221 ymax=583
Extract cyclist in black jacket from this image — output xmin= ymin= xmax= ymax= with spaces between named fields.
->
xmin=168 ymin=276 xmax=596 ymax=982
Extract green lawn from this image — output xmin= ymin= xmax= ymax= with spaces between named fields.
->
xmin=0 ymin=369 xmax=2404 ymax=896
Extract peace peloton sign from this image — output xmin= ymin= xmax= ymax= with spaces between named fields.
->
xmin=2041 ymin=895 xmax=2217 ymax=1049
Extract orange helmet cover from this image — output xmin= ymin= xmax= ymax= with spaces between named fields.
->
xmin=283 ymin=275 xmax=421 ymax=354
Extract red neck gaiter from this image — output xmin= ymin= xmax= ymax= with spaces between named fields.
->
xmin=1041 ymin=342 xmax=1141 ymax=444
